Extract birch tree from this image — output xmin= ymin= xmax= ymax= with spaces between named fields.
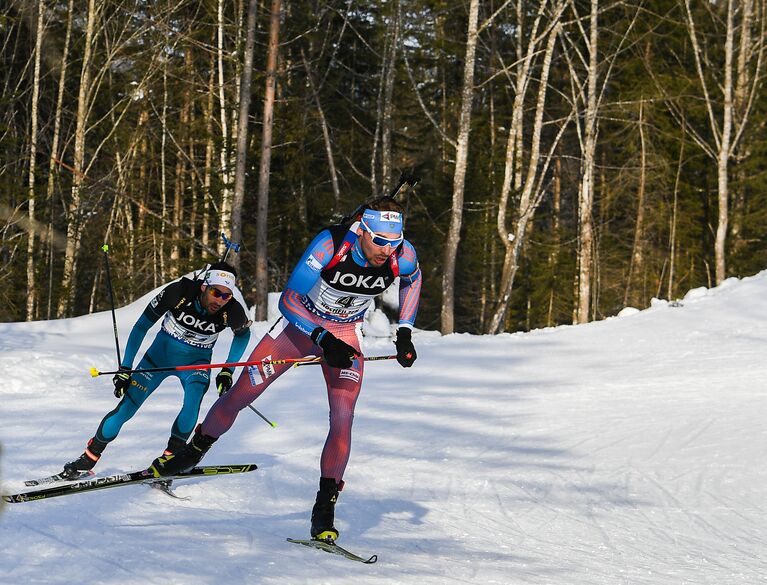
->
xmin=440 ymin=0 xmax=479 ymax=335
xmin=730 ymin=0 xmax=762 ymax=247
xmin=56 ymin=0 xmax=100 ymax=318
xmin=678 ymin=0 xmax=765 ymax=284
xmin=624 ymin=99 xmax=648 ymax=307
xmin=569 ymin=0 xmax=600 ymax=324
xmin=486 ymin=0 xmax=568 ymax=334
xmin=561 ymin=0 xmax=637 ymax=323
xmin=216 ymin=0 xmax=235 ymax=254
xmin=26 ymin=0 xmax=45 ymax=320
xmin=44 ymin=0 xmax=74 ymax=319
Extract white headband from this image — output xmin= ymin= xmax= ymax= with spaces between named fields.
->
xmin=205 ymin=269 xmax=236 ymax=290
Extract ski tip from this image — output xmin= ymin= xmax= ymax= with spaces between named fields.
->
xmin=286 ymin=537 xmax=378 ymax=564
xmin=101 ymin=244 xmax=109 ymax=252
xmin=89 ymin=367 xmax=100 ymax=377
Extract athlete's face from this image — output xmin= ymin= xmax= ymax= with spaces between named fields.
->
xmin=200 ymin=284 xmax=232 ymax=313
xmin=359 ymin=229 xmax=401 ymax=266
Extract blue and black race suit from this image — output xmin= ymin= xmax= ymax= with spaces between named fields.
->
xmin=95 ymin=277 xmax=251 ymax=446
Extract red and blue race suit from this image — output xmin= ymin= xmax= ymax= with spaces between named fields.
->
xmin=199 ymin=224 xmax=421 ymax=481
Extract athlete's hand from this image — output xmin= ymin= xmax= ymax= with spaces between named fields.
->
xmin=312 ymin=327 xmax=359 ymax=369
xmin=216 ymin=367 xmax=234 ymax=396
xmin=394 ymin=327 xmax=417 ymax=367
xmin=112 ymin=367 xmax=132 ymax=398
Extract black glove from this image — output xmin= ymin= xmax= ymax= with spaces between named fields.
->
xmin=113 ymin=367 xmax=132 ymax=398
xmin=394 ymin=327 xmax=417 ymax=367
xmin=216 ymin=368 xmax=234 ymax=396
xmin=311 ymin=327 xmax=359 ymax=369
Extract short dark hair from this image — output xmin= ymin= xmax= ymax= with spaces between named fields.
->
xmin=208 ymin=260 xmax=237 ymax=278
xmin=366 ymin=197 xmax=405 ymax=217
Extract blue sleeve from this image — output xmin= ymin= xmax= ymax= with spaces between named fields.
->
xmin=120 ymin=282 xmax=181 ymax=368
xmin=121 ymin=313 xmax=157 ymax=369
xmin=224 ymin=328 xmax=251 ymax=364
xmin=284 ymin=230 xmax=333 ymax=295
xmin=397 ymin=241 xmax=421 ymax=327
xmin=278 ymin=230 xmax=334 ymax=336
xmin=397 ymin=240 xmax=419 ymax=280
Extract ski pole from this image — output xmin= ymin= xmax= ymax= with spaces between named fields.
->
xmin=292 ymin=354 xmax=398 ymax=367
xmin=101 ymin=245 xmax=122 ymax=367
xmin=89 ymin=356 xmax=322 ymax=377
xmin=247 ymin=404 xmax=277 ymax=427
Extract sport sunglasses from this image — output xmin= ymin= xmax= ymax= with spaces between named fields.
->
xmin=361 ymin=219 xmax=404 ymax=248
xmin=207 ymin=287 xmax=232 ymax=300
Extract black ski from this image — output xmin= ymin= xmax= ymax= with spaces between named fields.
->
xmin=287 ymin=537 xmax=378 ymax=564
xmin=4 ymin=464 xmax=257 ymax=503
xmin=24 ymin=470 xmax=95 ymax=487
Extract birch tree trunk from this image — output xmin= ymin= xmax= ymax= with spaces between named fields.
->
xmin=574 ymin=0 xmax=599 ymax=324
xmin=668 ymin=120 xmax=685 ymax=300
xmin=440 ymin=0 xmax=479 ymax=335
xmin=203 ymin=52 xmax=216 ymax=252
xmin=45 ymin=0 xmax=74 ymax=319
xmin=216 ymin=0 xmax=233 ymax=254
xmin=138 ymin=107 xmax=148 ymax=235
xmin=486 ymin=8 xmax=564 ymax=334
xmin=680 ymin=0 xmax=765 ymax=285
xmin=714 ymin=0 xmax=735 ymax=285
xmin=254 ymin=0 xmax=281 ymax=320
xmin=57 ymin=0 xmax=100 ymax=318
xmin=231 ymin=0 xmax=259 ymax=271
xmin=624 ymin=99 xmax=647 ymax=307
xmin=547 ymin=158 xmax=562 ymax=326
xmin=730 ymin=0 xmax=754 ymax=247
xmin=26 ymin=0 xmax=45 ymax=320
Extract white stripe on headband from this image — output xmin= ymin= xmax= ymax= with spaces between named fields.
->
xmin=205 ymin=270 xmax=236 ymax=290
xmin=361 ymin=209 xmax=403 ymax=234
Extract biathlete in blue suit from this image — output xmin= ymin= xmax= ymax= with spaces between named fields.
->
xmin=151 ymin=198 xmax=422 ymax=542
xmin=61 ymin=262 xmax=252 ymax=479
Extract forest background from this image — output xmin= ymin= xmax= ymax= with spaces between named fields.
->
xmin=1 ymin=0 xmax=765 ymax=335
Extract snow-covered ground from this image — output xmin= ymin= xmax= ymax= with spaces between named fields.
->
xmin=1 ymin=274 xmax=767 ymax=584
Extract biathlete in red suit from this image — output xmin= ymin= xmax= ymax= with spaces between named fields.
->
xmin=151 ymin=198 xmax=422 ymax=542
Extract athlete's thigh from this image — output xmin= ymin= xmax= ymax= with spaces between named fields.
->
xmin=233 ymin=320 xmax=316 ymax=390
xmin=178 ymin=368 xmax=211 ymax=398
xmin=319 ymin=322 xmax=364 ymax=397
xmin=124 ymin=359 xmax=170 ymax=405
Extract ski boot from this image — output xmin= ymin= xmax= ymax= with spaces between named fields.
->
xmin=152 ymin=436 xmax=187 ymax=491
xmin=310 ymin=477 xmax=343 ymax=542
xmin=149 ymin=425 xmax=217 ymax=477
xmin=62 ymin=437 xmax=108 ymax=480
xmin=162 ymin=436 xmax=188 ymax=458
